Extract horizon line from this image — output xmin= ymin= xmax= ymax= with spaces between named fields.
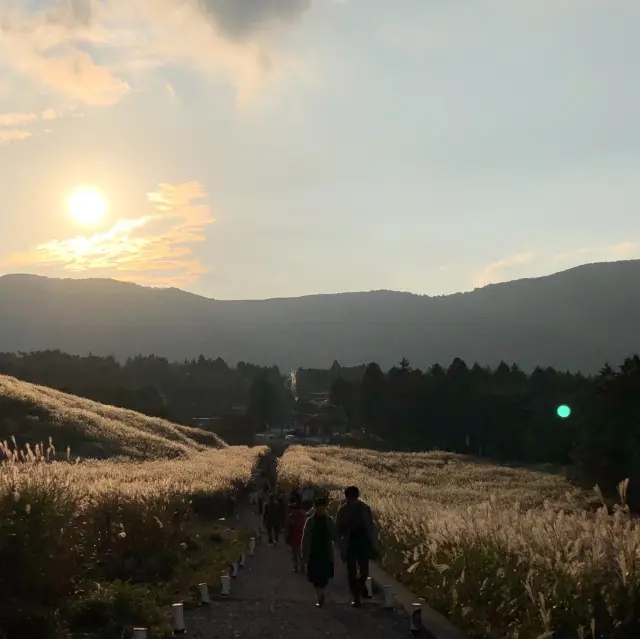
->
xmin=0 ymin=258 xmax=637 ymax=302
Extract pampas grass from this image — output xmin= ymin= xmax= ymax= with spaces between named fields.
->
xmin=280 ymin=445 xmax=640 ymax=638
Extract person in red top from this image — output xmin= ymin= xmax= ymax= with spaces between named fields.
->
xmin=286 ymin=496 xmax=307 ymax=572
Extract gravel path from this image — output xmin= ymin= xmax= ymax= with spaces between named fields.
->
xmin=184 ymin=511 xmax=414 ymax=638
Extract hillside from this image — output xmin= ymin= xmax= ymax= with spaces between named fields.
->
xmin=0 ymin=375 xmax=226 ymax=459
xmin=1 ymin=259 xmax=640 ymax=371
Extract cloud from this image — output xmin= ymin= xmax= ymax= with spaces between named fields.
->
xmin=0 ymin=130 xmax=32 ymax=143
xmin=196 ymin=0 xmax=311 ymax=41
xmin=165 ymin=82 xmax=177 ymax=99
xmin=606 ymin=241 xmax=638 ymax=260
xmin=0 ymin=112 xmax=38 ymax=126
xmin=0 ymin=2 xmax=130 ymax=105
xmin=553 ymin=247 xmax=591 ymax=262
xmin=0 ymin=0 xmax=311 ymax=107
xmin=553 ymin=241 xmax=640 ymax=264
xmin=3 ymin=181 xmax=215 ymax=288
xmin=474 ymin=251 xmax=536 ymax=287
xmin=0 ymin=105 xmax=78 ymax=144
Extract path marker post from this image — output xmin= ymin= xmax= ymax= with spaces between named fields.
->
xmin=239 ymin=553 xmax=246 ymax=567
xmin=198 ymin=582 xmax=210 ymax=605
xmin=383 ymin=585 xmax=393 ymax=609
xmin=221 ymin=573 xmax=231 ymax=596
xmin=365 ymin=576 xmax=373 ymax=597
xmin=231 ymin=561 xmax=239 ymax=578
xmin=171 ymin=603 xmax=186 ymax=634
xmin=410 ymin=602 xmax=423 ymax=632
xmin=249 ymin=537 xmax=256 ymax=556
xmin=133 ymin=629 xmax=147 ymax=639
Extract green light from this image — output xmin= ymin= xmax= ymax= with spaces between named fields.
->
xmin=556 ymin=405 xmax=571 ymax=418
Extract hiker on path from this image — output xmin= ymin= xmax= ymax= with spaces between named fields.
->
xmin=336 ymin=485 xmax=379 ymax=607
xmin=301 ymin=496 xmax=337 ymax=608
xmin=263 ymin=493 xmax=286 ymax=545
xmin=286 ymin=496 xmax=306 ymax=572
xmin=256 ymin=487 xmax=265 ymax=517
xmin=301 ymin=484 xmax=315 ymax=511
xmin=289 ymin=485 xmax=302 ymax=505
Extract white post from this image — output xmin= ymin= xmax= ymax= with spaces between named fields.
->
xmin=365 ymin=576 xmax=373 ymax=597
xmin=231 ymin=561 xmax=239 ymax=578
xmin=249 ymin=537 xmax=256 ymax=556
xmin=133 ymin=629 xmax=147 ymax=639
xmin=383 ymin=585 xmax=393 ymax=609
xmin=239 ymin=553 xmax=246 ymax=567
xmin=171 ymin=603 xmax=186 ymax=633
xmin=221 ymin=573 xmax=231 ymax=596
xmin=410 ymin=602 xmax=422 ymax=631
xmin=198 ymin=582 xmax=210 ymax=605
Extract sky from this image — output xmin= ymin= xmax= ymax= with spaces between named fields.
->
xmin=0 ymin=0 xmax=638 ymax=300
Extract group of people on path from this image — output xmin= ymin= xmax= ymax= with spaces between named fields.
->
xmin=259 ymin=482 xmax=379 ymax=609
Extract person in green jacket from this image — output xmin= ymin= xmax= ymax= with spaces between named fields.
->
xmin=301 ymin=496 xmax=338 ymax=608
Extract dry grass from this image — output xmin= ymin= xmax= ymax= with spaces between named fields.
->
xmin=280 ymin=445 xmax=640 ymax=639
xmin=0 ymin=374 xmax=225 ymax=458
xmin=0 ymin=443 xmax=268 ymax=638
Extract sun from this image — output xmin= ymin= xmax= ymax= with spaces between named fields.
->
xmin=67 ymin=187 xmax=109 ymax=228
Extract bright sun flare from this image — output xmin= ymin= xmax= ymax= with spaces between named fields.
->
xmin=67 ymin=187 xmax=109 ymax=228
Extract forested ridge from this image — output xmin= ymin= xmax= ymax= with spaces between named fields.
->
xmin=0 ymin=349 xmax=638 ymax=507
xmin=1 ymin=261 xmax=639 ymax=371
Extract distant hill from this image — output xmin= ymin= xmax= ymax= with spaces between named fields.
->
xmin=0 ymin=260 xmax=639 ymax=372
xmin=0 ymin=375 xmax=226 ymax=459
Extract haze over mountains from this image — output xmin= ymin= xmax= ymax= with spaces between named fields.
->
xmin=0 ymin=260 xmax=638 ymax=373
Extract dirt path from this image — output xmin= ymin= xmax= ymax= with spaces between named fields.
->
xmin=185 ymin=510 xmax=412 ymax=638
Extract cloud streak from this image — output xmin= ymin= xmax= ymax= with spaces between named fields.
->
xmin=475 ymin=240 xmax=640 ymax=289
xmin=4 ymin=182 xmax=215 ymax=288
xmin=474 ymin=251 xmax=537 ymax=287
xmin=0 ymin=130 xmax=32 ymax=143
xmin=553 ymin=241 xmax=640 ymax=264
xmin=0 ymin=113 xmax=38 ymax=126
xmin=0 ymin=105 xmax=79 ymax=144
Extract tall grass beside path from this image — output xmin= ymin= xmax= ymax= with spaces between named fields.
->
xmin=0 ymin=444 xmax=267 ymax=638
xmin=279 ymin=445 xmax=640 ymax=639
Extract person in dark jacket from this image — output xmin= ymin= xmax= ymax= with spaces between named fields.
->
xmin=335 ymin=485 xmax=379 ymax=607
xmin=263 ymin=493 xmax=286 ymax=545
xmin=286 ymin=497 xmax=306 ymax=572
xmin=301 ymin=497 xmax=337 ymax=608
xmin=256 ymin=489 xmax=265 ymax=517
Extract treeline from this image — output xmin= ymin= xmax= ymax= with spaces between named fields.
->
xmin=0 ymin=351 xmax=283 ymax=423
xmin=0 ymin=351 xmax=358 ymax=429
xmin=0 ymin=350 xmax=638 ymax=505
xmin=330 ymin=356 xmax=640 ymax=507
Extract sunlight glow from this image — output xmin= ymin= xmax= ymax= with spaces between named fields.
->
xmin=67 ymin=187 xmax=109 ymax=228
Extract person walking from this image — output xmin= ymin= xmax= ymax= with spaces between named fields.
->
xmin=263 ymin=493 xmax=286 ymax=545
xmin=302 ymin=484 xmax=315 ymax=511
xmin=290 ymin=485 xmax=302 ymax=505
xmin=301 ymin=497 xmax=337 ymax=608
xmin=286 ymin=496 xmax=306 ymax=572
xmin=336 ymin=485 xmax=379 ymax=607
xmin=256 ymin=488 xmax=265 ymax=517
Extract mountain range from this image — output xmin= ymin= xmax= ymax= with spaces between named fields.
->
xmin=0 ymin=260 xmax=638 ymax=373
